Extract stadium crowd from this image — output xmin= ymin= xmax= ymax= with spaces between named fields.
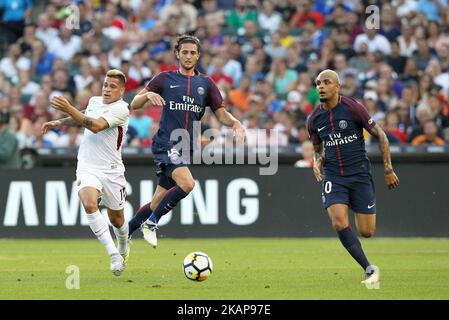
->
xmin=1 ymin=0 xmax=449 ymax=155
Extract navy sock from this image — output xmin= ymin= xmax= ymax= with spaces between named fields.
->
xmin=152 ymin=186 xmax=189 ymax=222
xmin=128 ymin=202 xmax=152 ymax=236
xmin=337 ymin=226 xmax=370 ymax=271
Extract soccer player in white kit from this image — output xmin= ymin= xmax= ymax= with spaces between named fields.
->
xmin=42 ymin=70 xmax=130 ymax=276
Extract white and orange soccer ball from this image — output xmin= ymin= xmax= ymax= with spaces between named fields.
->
xmin=183 ymin=251 xmax=213 ymax=281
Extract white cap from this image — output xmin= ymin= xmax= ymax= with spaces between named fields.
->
xmin=363 ymin=90 xmax=378 ymax=101
xmin=287 ymin=90 xmax=302 ymax=103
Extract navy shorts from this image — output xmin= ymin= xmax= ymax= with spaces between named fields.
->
xmin=321 ymin=174 xmax=376 ymax=214
xmin=152 ymin=142 xmax=188 ymax=190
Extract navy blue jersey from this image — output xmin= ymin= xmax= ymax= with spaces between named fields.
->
xmin=145 ymin=70 xmax=223 ymax=149
xmin=307 ymin=96 xmax=376 ymax=177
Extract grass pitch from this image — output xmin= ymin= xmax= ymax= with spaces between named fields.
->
xmin=0 ymin=238 xmax=448 ymax=300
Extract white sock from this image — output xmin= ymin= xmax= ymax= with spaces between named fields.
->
xmin=113 ymin=222 xmax=129 ymax=256
xmin=86 ymin=211 xmax=119 ymax=257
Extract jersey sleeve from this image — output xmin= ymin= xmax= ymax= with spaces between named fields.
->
xmin=144 ymin=72 xmax=166 ymax=93
xmin=206 ymin=77 xmax=224 ymax=112
xmin=306 ymin=114 xmax=321 ymax=145
xmin=101 ymin=103 xmax=129 ymax=128
xmin=348 ymin=98 xmax=376 ymax=131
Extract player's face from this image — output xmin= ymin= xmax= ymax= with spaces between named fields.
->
xmin=176 ymin=43 xmax=200 ymax=71
xmin=315 ymin=75 xmax=340 ymax=102
xmin=102 ymin=77 xmax=124 ymax=104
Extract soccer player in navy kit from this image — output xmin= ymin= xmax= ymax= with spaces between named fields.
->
xmin=127 ymin=35 xmax=245 ymax=247
xmin=307 ymin=70 xmax=400 ymax=285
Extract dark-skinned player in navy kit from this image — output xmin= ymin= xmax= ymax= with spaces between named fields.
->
xmin=127 ymin=35 xmax=245 ymax=247
xmin=307 ymin=69 xmax=400 ymax=285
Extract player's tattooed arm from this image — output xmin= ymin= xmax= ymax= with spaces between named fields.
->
xmin=50 ymin=96 xmax=109 ymax=133
xmin=313 ymin=144 xmax=324 ymax=182
xmin=368 ymin=124 xmax=400 ymax=189
xmin=41 ymin=110 xmax=86 ymax=134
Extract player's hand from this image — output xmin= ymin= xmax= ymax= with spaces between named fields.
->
xmin=41 ymin=120 xmax=60 ymax=134
xmin=146 ymin=92 xmax=165 ymax=106
xmin=385 ymin=170 xmax=400 ymax=190
xmin=50 ymin=96 xmax=72 ymax=113
xmin=232 ymin=121 xmax=246 ymax=145
xmin=313 ymin=157 xmax=324 ymax=182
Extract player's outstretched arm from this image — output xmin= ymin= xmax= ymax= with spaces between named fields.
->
xmin=368 ymin=123 xmax=400 ymax=189
xmin=130 ymin=88 xmax=165 ymax=110
xmin=313 ymin=144 xmax=324 ymax=182
xmin=214 ymin=108 xmax=246 ymax=144
xmin=50 ymin=96 xmax=109 ymax=133
xmin=41 ymin=110 xmax=86 ymax=134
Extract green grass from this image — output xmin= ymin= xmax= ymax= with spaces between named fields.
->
xmin=0 ymin=238 xmax=448 ymax=300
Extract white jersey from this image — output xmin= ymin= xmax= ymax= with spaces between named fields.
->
xmin=77 ymin=96 xmax=129 ymax=173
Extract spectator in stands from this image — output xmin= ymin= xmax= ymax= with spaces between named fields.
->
xmin=302 ymin=17 xmax=327 ymax=51
xmin=160 ymin=0 xmax=198 ymax=33
xmin=55 ymin=125 xmax=82 ymax=148
xmin=294 ymin=140 xmax=314 ymax=168
xmin=266 ymin=57 xmax=298 ymax=100
xmin=264 ymin=31 xmax=287 ymax=60
xmin=47 ymin=23 xmax=82 ymax=63
xmin=385 ymin=110 xmax=408 ymax=143
xmin=0 ymin=42 xmax=29 ymax=80
xmin=129 ymin=108 xmax=153 ymax=145
xmin=258 ymin=0 xmax=282 ymax=34
xmin=400 ymin=22 xmax=419 ymax=57
xmin=415 ymin=0 xmax=448 ymax=22
xmin=408 ymin=104 xmax=434 ymax=142
xmin=226 ymin=0 xmax=258 ymax=35
xmin=411 ymin=119 xmax=445 ymax=145
xmin=290 ymin=0 xmax=324 ymax=29
xmin=30 ymin=39 xmax=55 ymax=77
xmin=354 ymin=27 xmax=391 ymax=56
xmin=35 ymin=12 xmax=58 ymax=47
xmin=0 ymin=0 xmax=32 ymax=44
xmin=0 ymin=109 xmax=21 ymax=168
xmin=200 ymin=0 xmax=226 ymax=27
xmin=229 ymin=75 xmax=252 ymax=113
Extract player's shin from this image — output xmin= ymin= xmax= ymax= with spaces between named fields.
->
xmin=113 ymin=221 xmax=129 ymax=256
xmin=86 ymin=210 xmax=119 ymax=257
xmin=151 ymin=186 xmax=189 ymax=222
xmin=128 ymin=202 xmax=152 ymax=236
xmin=337 ymin=226 xmax=371 ymax=270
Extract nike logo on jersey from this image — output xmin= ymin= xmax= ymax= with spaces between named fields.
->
xmin=318 ymin=126 xmax=326 ymax=132
xmin=368 ymin=204 xmax=375 ymax=209
xmin=170 ymin=85 xmax=180 ymax=88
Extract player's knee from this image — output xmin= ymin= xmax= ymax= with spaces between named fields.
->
xmin=359 ymin=228 xmax=375 ymax=238
xmin=109 ymin=216 xmax=123 ymax=228
xmin=82 ymin=201 xmax=98 ymax=213
xmin=179 ymin=179 xmax=195 ymax=193
xmin=332 ymin=220 xmax=349 ymax=231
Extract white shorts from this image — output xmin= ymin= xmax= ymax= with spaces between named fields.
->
xmin=76 ymin=169 xmax=126 ymax=210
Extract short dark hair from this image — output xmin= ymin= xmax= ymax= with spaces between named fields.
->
xmin=174 ymin=34 xmax=201 ymax=53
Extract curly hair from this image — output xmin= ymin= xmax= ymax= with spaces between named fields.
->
xmin=174 ymin=34 xmax=201 ymax=53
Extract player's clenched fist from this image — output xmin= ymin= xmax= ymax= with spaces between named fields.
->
xmin=384 ymin=170 xmax=400 ymax=190
xmin=146 ymin=92 xmax=165 ymax=106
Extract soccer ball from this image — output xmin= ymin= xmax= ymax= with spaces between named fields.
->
xmin=183 ymin=251 xmax=213 ymax=281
